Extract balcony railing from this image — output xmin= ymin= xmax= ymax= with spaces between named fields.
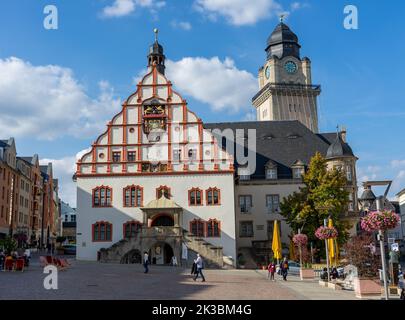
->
xmin=142 ymin=226 xmax=182 ymax=238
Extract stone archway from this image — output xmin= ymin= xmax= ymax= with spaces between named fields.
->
xmin=121 ymin=249 xmax=142 ymax=264
xmin=149 ymin=242 xmax=174 ymax=265
xmin=151 ymin=214 xmax=174 ymax=227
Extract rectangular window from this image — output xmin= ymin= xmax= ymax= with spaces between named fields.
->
xmin=239 ymin=195 xmax=252 ymax=213
xmin=127 ymin=151 xmax=136 ymax=162
xmin=173 ymin=149 xmax=181 ymax=162
xmin=112 ymin=152 xmax=121 ymax=163
xmin=266 ymin=195 xmax=280 ymax=214
xmin=100 ymin=189 xmax=105 ymax=206
xmin=94 ymin=224 xmax=99 ymax=241
xmin=65 ymin=215 xmax=68 ymax=222
xmin=240 ymin=221 xmax=254 ymax=238
xmin=346 ymin=166 xmax=352 ymax=181
xmin=188 ymin=149 xmax=197 ymax=162
xmin=71 ymin=215 xmax=76 ymax=222
xmin=293 ymin=168 xmax=304 ymax=179
xmin=266 ymin=168 xmax=277 ymax=180
xmin=106 ymin=189 xmax=111 ymax=206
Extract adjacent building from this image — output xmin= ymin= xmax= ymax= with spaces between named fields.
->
xmin=0 ymin=139 xmax=61 ymax=247
xmin=61 ymin=201 xmax=77 ymax=243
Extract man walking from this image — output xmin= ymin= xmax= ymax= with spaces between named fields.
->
xmin=193 ymin=254 xmax=205 ymax=282
xmin=280 ymin=257 xmax=289 ymax=281
xmin=143 ymin=251 xmax=150 ymax=274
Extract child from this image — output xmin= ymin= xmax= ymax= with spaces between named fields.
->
xmin=267 ymin=262 xmax=276 ymax=281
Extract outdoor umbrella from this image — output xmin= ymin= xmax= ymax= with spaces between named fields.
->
xmin=327 ymin=218 xmax=336 ymax=267
xmin=272 ymin=220 xmax=282 ymax=263
xmin=289 ymin=236 xmax=295 ymax=261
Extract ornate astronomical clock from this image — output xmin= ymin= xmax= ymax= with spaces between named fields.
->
xmin=142 ymin=99 xmax=167 ymax=135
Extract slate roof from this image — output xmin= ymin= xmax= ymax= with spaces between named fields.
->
xmin=204 ymin=120 xmax=356 ymax=180
xmin=18 ymin=157 xmax=33 ymax=164
xmin=0 ymin=140 xmax=9 ymax=148
xmin=326 ymin=133 xmax=355 ymax=159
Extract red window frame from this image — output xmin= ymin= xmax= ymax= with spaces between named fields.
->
xmin=123 ymin=221 xmax=142 ymax=238
xmin=206 ymin=219 xmax=221 ymax=237
xmin=92 ymin=186 xmax=113 ymax=208
xmin=156 ymin=186 xmax=171 ymax=199
xmin=189 ymin=188 xmax=203 ymax=206
xmin=206 ymin=187 xmax=220 ymax=206
xmin=123 ymin=185 xmax=143 ymax=207
xmin=92 ymin=221 xmax=113 ymax=242
xmin=190 ymin=219 xmax=205 ymax=237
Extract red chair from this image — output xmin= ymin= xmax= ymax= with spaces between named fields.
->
xmin=5 ymin=259 xmax=14 ymax=271
xmin=15 ymin=259 xmax=24 ymax=272
xmin=46 ymin=256 xmax=53 ymax=264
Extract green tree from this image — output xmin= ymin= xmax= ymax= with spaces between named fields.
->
xmin=280 ymin=152 xmax=351 ymax=255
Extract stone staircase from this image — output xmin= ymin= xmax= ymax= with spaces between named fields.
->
xmin=98 ymin=227 xmax=232 ymax=269
xmin=182 ymin=230 xmax=230 ymax=268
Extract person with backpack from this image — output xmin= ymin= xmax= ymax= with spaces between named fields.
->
xmin=193 ymin=253 xmax=205 ymax=282
xmin=280 ymin=257 xmax=289 ymax=281
xmin=267 ymin=261 xmax=276 ymax=281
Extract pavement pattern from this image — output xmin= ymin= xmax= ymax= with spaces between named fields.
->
xmin=0 ymin=256 xmax=387 ymax=300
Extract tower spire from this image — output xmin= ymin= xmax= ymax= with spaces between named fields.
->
xmin=148 ymin=28 xmax=166 ymax=75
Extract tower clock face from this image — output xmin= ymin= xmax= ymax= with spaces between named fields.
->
xmin=284 ymin=61 xmax=298 ymax=74
xmin=265 ymin=66 xmax=270 ymax=79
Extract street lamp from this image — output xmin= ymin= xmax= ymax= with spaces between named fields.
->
xmin=359 ymin=182 xmax=392 ymax=301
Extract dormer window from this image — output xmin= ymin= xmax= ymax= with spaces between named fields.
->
xmin=238 ymin=167 xmax=250 ymax=181
xmin=292 ymin=160 xmax=305 ymax=179
xmin=265 ymin=161 xmax=278 ymax=180
xmin=266 ymin=168 xmax=277 ymax=180
xmin=293 ymin=167 xmax=304 ymax=179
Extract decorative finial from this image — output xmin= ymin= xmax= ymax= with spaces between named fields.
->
xmin=279 ymin=14 xmax=285 ymax=23
xmin=154 ymin=28 xmax=159 ymax=42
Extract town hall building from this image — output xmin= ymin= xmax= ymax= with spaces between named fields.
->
xmin=75 ymin=22 xmax=359 ymax=268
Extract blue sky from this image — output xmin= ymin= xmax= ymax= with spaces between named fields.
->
xmin=1 ymin=0 xmax=405 ymax=206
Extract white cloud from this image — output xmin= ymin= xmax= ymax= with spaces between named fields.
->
xmin=165 ymin=57 xmax=257 ymax=113
xmin=194 ymin=0 xmax=282 ymax=26
xmin=102 ymin=0 xmax=166 ymax=18
xmin=40 ymin=148 xmax=91 ymax=208
xmin=0 ymin=57 xmax=121 ymax=140
xmin=171 ymin=20 xmax=192 ymax=31
xmin=391 ymin=160 xmax=405 ymax=168
xmin=290 ymin=2 xmax=309 ymax=11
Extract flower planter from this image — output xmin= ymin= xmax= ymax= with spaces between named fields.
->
xmin=354 ymin=278 xmax=381 ymax=299
xmin=300 ymin=268 xmax=315 ymax=280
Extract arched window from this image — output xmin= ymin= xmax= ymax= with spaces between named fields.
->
xmin=123 ymin=221 xmax=142 ymax=238
xmin=93 ymin=186 xmax=112 ymax=207
xmin=156 ymin=186 xmax=171 ymax=199
xmin=123 ymin=185 xmax=143 ymax=207
xmin=190 ymin=219 xmax=205 ymax=237
xmin=207 ymin=219 xmax=221 ymax=238
xmin=92 ymin=221 xmax=112 ymax=241
xmin=206 ymin=187 xmax=220 ymax=205
xmin=189 ymin=188 xmax=203 ymax=206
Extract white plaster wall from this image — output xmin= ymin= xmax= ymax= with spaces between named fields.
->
xmin=76 ymin=173 xmax=236 ymax=261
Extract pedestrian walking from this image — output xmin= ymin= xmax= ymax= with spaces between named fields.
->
xmin=280 ymin=257 xmax=289 ymax=281
xmin=193 ymin=254 xmax=206 ymax=282
xmin=143 ymin=251 xmax=150 ymax=274
xmin=171 ymin=255 xmax=178 ymax=267
xmin=267 ymin=261 xmax=276 ymax=281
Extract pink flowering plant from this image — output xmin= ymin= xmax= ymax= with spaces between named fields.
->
xmin=293 ymin=234 xmax=308 ymax=247
xmin=315 ymin=226 xmax=338 ymax=240
xmin=361 ymin=210 xmax=400 ymax=232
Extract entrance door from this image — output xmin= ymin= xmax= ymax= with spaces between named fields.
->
xmin=151 ymin=243 xmax=174 ymax=265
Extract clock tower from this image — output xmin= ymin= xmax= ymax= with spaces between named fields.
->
xmin=252 ymin=20 xmax=321 ymax=132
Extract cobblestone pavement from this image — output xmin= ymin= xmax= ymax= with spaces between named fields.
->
xmin=0 ymin=256 xmax=383 ymax=300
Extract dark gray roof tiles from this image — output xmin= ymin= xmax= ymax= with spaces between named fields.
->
xmin=204 ymin=120 xmax=356 ymax=180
